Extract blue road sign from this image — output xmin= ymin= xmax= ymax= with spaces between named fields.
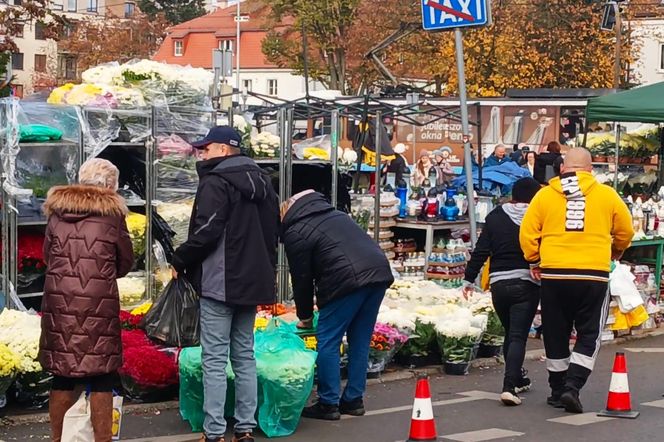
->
xmin=421 ymin=0 xmax=491 ymax=31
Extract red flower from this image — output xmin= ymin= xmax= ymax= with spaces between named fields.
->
xmin=0 ymin=233 xmax=46 ymax=272
xmin=120 ymin=311 xmax=145 ymax=330
xmin=121 ymin=329 xmax=151 ymax=349
xmin=120 ymin=345 xmax=178 ymax=388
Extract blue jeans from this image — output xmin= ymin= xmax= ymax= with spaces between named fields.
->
xmin=316 ymin=285 xmax=386 ymax=405
xmin=200 ymin=297 xmax=257 ymax=438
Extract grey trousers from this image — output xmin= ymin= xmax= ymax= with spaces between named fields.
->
xmin=200 ymin=297 xmax=257 ymax=438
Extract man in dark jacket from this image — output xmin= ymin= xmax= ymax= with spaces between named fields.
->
xmin=463 ymin=177 xmax=541 ymax=407
xmin=281 ymin=191 xmax=394 ymax=421
xmin=171 ymin=126 xmax=279 ymax=442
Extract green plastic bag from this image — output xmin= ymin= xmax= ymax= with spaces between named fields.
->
xmin=19 ymin=124 xmax=63 ymax=142
xmin=256 ymin=323 xmax=317 ymax=438
xmin=178 ymin=347 xmax=235 ymax=432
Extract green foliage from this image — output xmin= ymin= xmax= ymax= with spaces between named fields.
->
xmin=138 ymin=0 xmax=206 ymax=25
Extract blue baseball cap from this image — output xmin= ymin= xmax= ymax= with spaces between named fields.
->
xmin=191 ymin=126 xmax=242 ymax=149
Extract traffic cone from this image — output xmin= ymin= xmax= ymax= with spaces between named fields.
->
xmin=598 ymin=352 xmax=639 ymax=419
xmin=407 ymin=376 xmax=437 ymax=441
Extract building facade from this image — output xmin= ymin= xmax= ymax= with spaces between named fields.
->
xmin=152 ymin=2 xmax=324 ymax=105
xmin=4 ymin=0 xmax=138 ymax=97
xmin=633 ymin=18 xmax=664 ymax=86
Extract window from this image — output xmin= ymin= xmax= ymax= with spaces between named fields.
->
xmin=267 ymin=79 xmax=278 ymax=96
xmin=58 ymin=55 xmax=77 ymax=80
xmin=34 ymin=54 xmax=47 ymax=73
xmin=61 ymin=22 xmax=75 ymax=38
xmin=16 ymin=25 xmax=24 ymax=38
xmin=51 ymin=2 xmax=64 ymax=10
xmin=174 ymin=40 xmax=183 ymax=57
xmin=660 ymin=43 xmax=664 ymax=71
xmin=68 ymin=0 xmax=76 ymax=11
xmin=124 ymin=2 xmax=135 ymax=18
xmin=12 ymin=85 xmax=24 ymax=98
xmin=87 ymin=0 xmax=98 ymax=12
xmin=242 ymin=79 xmax=252 ymax=92
xmin=13 ymin=0 xmax=22 ymax=5
xmin=35 ymin=22 xmax=46 ymax=40
xmin=11 ymin=53 xmax=24 ymax=71
xmin=219 ymin=39 xmax=233 ymax=53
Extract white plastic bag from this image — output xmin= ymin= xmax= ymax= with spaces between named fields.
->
xmin=609 ymin=262 xmax=644 ymax=313
xmin=61 ymin=392 xmax=94 ymax=442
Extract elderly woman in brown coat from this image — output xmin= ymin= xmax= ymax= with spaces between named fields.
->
xmin=40 ymin=158 xmax=134 ymax=442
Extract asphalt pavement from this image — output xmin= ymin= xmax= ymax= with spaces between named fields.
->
xmin=2 ymin=334 xmax=664 ymax=442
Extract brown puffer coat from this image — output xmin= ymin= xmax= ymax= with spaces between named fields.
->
xmin=39 ymin=184 xmax=134 ymax=378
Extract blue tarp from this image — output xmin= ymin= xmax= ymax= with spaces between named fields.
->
xmin=453 ymin=161 xmax=532 ymax=195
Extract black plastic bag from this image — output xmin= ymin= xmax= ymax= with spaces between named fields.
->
xmin=141 ymin=277 xmax=200 ymax=347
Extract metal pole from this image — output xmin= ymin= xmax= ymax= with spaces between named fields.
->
xmin=277 ymin=108 xmax=288 ymax=302
xmin=286 ymin=106 xmax=294 ymax=200
xmin=455 ymin=28 xmax=478 ymax=246
xmin=146 ymin=107 xmax=156 ymax=299
xmin=614 ymin=123 xmax=621 ymax=190
xmin=476 ymin=102 xmax=483 ymax=189
xmin=613 ymin=3 xmax=622 ymax=89
xmin=374 ymin=111 xmax=382 ymax=243
xmin=236 ymin=0 xmax=241 ymax=92
xmin=331 ymin=109 xmax=339 ymax=208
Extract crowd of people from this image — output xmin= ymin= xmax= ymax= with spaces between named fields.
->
xmin=464 ymin=148 xmax=634 ymax=413
xmin=36 ymin=124 xmax=632 ymax=441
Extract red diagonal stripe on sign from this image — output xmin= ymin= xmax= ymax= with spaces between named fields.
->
xmin=424 ymin=0 xmax=475 ymax=22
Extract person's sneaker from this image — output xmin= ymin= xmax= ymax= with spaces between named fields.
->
xmin=301 ymin=402 xmax=341 ymax=420
xmin=500 ymin=390 xmax=522 ymax=406
xmin=560 ymin=390 xmax=583 ymax=414
xmin=514 ymin=368 xmax=532 ymax=393
xmin=339 ymin=398 xmax=366 ymax=416
xmin=231 ymin=433 xmax=254 ymax=442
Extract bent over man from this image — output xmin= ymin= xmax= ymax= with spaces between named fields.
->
xmin=519 ymin=148 xmax=634 ymax=414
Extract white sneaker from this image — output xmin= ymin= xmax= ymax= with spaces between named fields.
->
xmin=500 ymin=391 xmax=522 ymax=406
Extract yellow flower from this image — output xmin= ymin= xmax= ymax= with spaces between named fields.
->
xmin=254 ymin=317 xmax=269 ymax=331
xmin=0 ymin=343 xmax=20 ymax=378
xmin=126 ymin=212 xmax=147 ymax=236
xmin=47 ymin=83 xmax=75 ymax=104
xmin=130 ymin=302 xmax=152 ymax=316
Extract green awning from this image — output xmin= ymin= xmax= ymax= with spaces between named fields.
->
xmin=586 ymin=82 xmax=664 ymax=123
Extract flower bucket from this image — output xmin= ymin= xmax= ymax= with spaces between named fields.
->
xmin=120 ymin=373 xmax=177 ymax=403
xmin=443 ymin=361 xmax=469 ymax=376
xmin=14 ymin=371 xmax=53 ymax=409
xmin=477 ymin=343 xmax=503 ymax=358
xmin=0 ymin=374 xmax=15 ymax=397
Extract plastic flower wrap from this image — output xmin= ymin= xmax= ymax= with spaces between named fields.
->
xmin=117 ymin=275 xmax=146 ymax=307
xmin=367 ymin=323 xmax=408 ymax=373
xmin=126 ymin=212 xmax=147 ymax=258
xmin=157 ymin=201 xmax=193 ymax=249
xmin=0 ymin=309 xmax=42 ymax=373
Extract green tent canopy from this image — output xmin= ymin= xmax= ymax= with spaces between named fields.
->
xmin=586 ymin=81 xmax=664 ymax=123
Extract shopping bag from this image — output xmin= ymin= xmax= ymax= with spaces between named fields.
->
xmin=112 ymin=394 xmax=123 ymax=441
xmin=141 ymin=277 xmax=200 ymax=347
xmin=609 ymin=262 xmax=644 ymax=313
xmin=61 ymin=392 xmax=94 ymax=442
xmin=255 ymin=322 xmax=317 ymax=438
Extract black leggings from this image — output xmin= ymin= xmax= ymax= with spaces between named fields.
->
xmin=490 ymin=279 xmax=540 ymax=391
xmin=52 ymin=373 xmax=117 ymax=393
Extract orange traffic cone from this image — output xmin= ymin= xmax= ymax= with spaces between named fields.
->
xmin=407 ymin=376 xmax=437 ymax=441
xmin=598 ymin=352 xmax=639 ymax=419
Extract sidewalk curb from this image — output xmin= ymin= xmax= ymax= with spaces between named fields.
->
xmin=3 ymin=328 xmax=662 ymax=427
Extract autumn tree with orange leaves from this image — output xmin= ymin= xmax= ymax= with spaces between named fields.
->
xmin=262 ymin=0 xmax=649 ymax=96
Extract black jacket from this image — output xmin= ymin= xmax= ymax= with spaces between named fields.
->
xmin=464 ymin=206 xmax=530 ymax=283
xmin=534 ymin=152 xmax=563 ymax=184
xmin=172 ymin=155 xmax=279 ymax=305
xmin=282 ymin=192 xmax=394 ymax=319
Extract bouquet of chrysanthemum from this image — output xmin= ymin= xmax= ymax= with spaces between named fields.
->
xmin=0 ymin=309 xmax=42 ymax=373
xmin=0 ymin=343 xmax=20 ymax=396
xmin=125 ymin=212 xmax=146 ymax=259
xmin=368 ymin=323 xmax=409 ymax=373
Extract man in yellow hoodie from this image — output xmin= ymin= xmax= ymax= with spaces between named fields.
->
xmin=520 ymin=148 xmax=634 ymax=414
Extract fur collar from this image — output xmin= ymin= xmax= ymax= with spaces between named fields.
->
xmin=43 ymin=185 xmax=128 ymax=217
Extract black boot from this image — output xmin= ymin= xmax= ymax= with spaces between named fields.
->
xmin=560 ymin=389 xmax=583 ymax=414
xmin=339 ymin=398 xmax=365 ymax=416
xmin=302 ymin=402 xmax=341 ymax=420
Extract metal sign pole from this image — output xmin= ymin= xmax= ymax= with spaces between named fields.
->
xmin=374 ymin=111 xmax=382 ymax=243
xmin=331 ymin=109 xmax=339 ymax=208
xmin=455 ymin=28 xmax=478 ymax=246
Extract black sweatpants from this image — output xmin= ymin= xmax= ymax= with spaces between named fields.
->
xmin=491 ymin=279 xmax=540 ymax=392
xmin=541 ymin=278 xmax=610 ymax=394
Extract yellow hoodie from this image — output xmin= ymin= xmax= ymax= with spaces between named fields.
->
xmin=519 ymin=171 xmax=634 ymax=282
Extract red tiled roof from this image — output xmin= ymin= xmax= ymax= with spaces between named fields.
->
xmin=153 ymin=1 xmax=289 ymax=69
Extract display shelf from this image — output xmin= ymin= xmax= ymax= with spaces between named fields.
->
xmin=17 ymin=291 xmax=43 ymax=299
xmin=254 ymin=158 xmax=332 ymax=166
xmin=17 ymin=220 xmax=48 ymax=227
xmin=393 ymin=219 xmax=471 ymax=261
xmin=426 ymin=261 xmax=467 ymax=268
xmin=627 ymin=238 xmax=664 ymax=298
xmin=18 ymin=140 xmax=79 ymax=149
xmin=425 ymin=273 xmax=463 ymax=280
